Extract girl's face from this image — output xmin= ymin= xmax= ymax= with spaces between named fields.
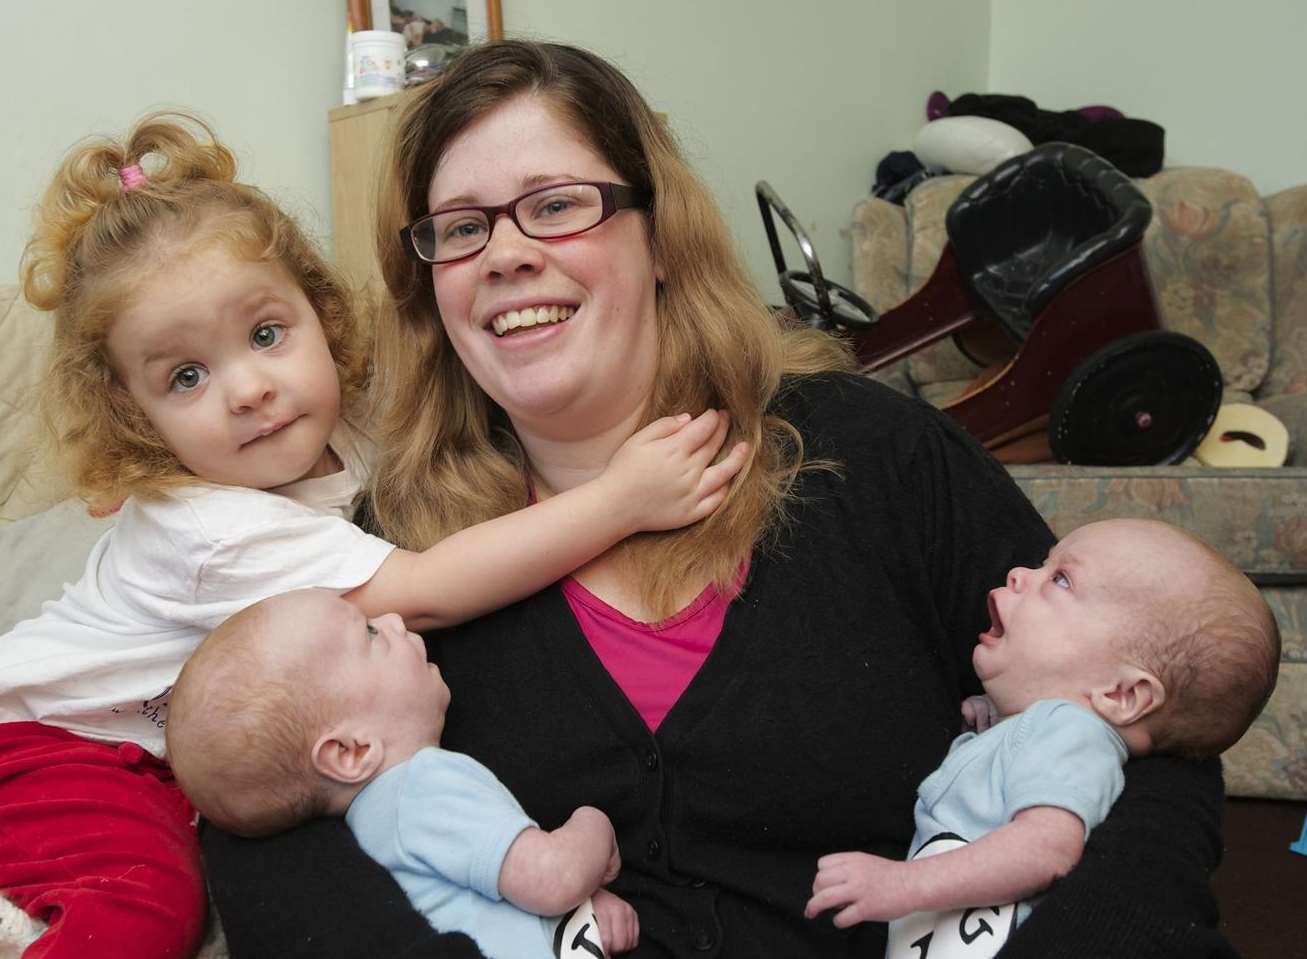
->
xmin=425 ymin=95 xmax=661 ymax=439
xmin=106 ymin=245 xmax=342 ymax=490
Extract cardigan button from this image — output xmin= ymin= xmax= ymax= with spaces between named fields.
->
xmin=644 ymin=750 xmax=659 ymax=771
xmin=646 ymin=839 xmax=662 ymax=861
xmin=692 ymin=929 xmax=715 ymax=951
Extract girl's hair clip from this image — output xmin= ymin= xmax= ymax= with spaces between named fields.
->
xmin=118 ymin=164 xmax=148 ymax=192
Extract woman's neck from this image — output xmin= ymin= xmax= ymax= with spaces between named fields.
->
xmin=513 ymin=403 xmax=648 ymax=498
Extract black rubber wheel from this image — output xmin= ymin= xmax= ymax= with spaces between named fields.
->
xmin=1049 ymin=331 xmax=1223 ymax=466
xmin=779 ymin=271 xmax=878 ymax=332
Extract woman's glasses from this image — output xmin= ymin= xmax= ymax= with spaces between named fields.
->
xmin=401 ymin=181 xmax=651 ymax=264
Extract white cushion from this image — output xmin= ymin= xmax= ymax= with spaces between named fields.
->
xmin=913 ymin=116 xmax=1033 ymax=175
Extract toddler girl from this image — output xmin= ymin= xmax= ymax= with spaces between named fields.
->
xmin=0 ymin=112 xmax=746 ymax=959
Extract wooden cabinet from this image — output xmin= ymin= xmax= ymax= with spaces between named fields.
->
xmin=328 ymin=96 xmax=401 ymax=294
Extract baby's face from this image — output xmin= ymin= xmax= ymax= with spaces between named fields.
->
xmin=291 ymin=591 xmax=451 ymax=747
xmin=972 ymin=520 xmax=1185 ymax=717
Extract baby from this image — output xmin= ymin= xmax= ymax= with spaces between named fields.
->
xmin=167 ymin=588 xmax=636 ymax=959
xmin=805 ymin=518 xmax=1280 ymax=958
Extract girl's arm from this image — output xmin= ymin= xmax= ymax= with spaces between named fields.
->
xmin=346 ymin=410 xmax=748 ymax=630
xmin=804 ymin=806 xmax=1084 ymax=925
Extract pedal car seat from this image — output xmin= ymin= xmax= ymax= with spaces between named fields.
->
xmin=947 ymin=142 xmax=1153 ymax=348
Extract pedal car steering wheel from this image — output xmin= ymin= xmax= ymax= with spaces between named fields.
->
xmin=755 ymin=181 xmax=878 ymax=333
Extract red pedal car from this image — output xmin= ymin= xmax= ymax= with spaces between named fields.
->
xmin=757 ymin=143 xmax=1222 ymax=465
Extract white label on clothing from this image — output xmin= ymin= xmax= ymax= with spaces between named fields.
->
xmin=885 ymin=835 xmax=1019 ymax=959
xmin=552 ymin=897 xmax=606 ymax=958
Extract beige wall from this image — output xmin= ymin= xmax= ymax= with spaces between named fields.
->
xmin=502 ymin=0 xmax=991 ymax=295
xmin=990 ymin=0 xmax=1307 ymax=195
xmin=0 ymin=0 xmax=346 ymax=286
xmin=0 ymin=0 xmax=989 ymax=295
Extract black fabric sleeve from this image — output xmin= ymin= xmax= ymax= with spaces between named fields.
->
xmin=910 ymin=413 xmax=1054 ymax=696
xmin=201 ymin=817 xmax=487 ymax=959
xmin=1001 ymin=756 xmax=1234 ymax=958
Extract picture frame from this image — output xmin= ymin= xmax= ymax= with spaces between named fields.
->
xmin=383 ymin=0 xmax=502 ymax=53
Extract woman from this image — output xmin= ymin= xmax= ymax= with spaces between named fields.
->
xmin=202 ymin=41 xmax=1230 ymax=958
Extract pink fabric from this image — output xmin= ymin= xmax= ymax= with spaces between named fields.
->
xmin=562 ymin=562 xmax=747 ymax=731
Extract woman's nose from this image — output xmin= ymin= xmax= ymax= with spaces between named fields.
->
xmin=478 ymin=213 xmax=544 ymax=277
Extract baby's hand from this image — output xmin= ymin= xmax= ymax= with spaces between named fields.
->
xmin=603 ymin=410 xmax=749 ymax=533
xmin=961 ymin=694 xmax=999 ymax=733
xmin=591 ymin=888 xmax=639 ymax=954
xmin=804 ymin=851 xmax=914 ymax=927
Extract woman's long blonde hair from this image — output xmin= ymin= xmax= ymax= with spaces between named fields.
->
xmin=20 ymin=111 xmax=367 ymax=512
xmin=369 ymin=42 xmax=850 ymax=616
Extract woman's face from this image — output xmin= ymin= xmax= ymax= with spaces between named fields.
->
xmin=425 ymin=95 xmax=660 ymax=437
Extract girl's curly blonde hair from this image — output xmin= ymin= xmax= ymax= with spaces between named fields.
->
xmin=20 ymin=111 xmax=367 ymax=512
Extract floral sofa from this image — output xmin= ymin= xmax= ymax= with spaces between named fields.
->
xmin=851 ymin=167 xmax=1307 ymax=801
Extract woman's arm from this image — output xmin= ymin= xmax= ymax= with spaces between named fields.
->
xmin=201 ymin=816 xmax=487 ymax=959
xmin=999 ymin=755 xmax=1236 ymax=959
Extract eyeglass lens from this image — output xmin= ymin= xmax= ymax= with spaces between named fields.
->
xmin=414 ymin=183 xmax=606 ymax=262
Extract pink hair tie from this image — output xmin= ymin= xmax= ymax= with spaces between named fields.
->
xmin=118 ymin=164 xmax=147 ymax=192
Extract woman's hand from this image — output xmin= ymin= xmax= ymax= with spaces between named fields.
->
xmin=603 ymin=410 xmax=750 ymax=533
xmin=591 ymin=888 xmax=640 ymax=954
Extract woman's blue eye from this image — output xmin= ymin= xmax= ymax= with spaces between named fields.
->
xmin=170 ymin=365 xmax=207 ymax=392
xmin=251 ymin=324 xmax=285 ymax=349
xmin=1052 ymin=571 xmax=1071 ymax=589
xmin=443 ymin=218 xmax=487 ymax=242
xmin=539 ymin=198 xmax=575 ymax=217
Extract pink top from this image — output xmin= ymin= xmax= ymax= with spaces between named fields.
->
xmin=562 ymin=562 xmax=748 ymax=731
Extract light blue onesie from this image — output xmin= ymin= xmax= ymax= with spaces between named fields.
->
xmin=885 ymin=699 xmax=1128 ymax=959
xmin=347 ymin=746 xmax=602 ymax=959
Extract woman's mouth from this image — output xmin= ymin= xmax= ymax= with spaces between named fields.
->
xmin=490 ymin=305 xmax=574 ymax=337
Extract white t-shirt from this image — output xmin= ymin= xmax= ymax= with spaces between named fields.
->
xmin=0 ymin=422 xmax=395 ymax=757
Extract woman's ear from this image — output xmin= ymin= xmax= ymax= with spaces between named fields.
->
xmin=311 ymin=726 xmax=385 ymax=785
xmin=1090 ymin=666 xmax=1166 ymax=727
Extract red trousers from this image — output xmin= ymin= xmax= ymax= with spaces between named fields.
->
xmin=0 ymin=722 xmax=205 ymax=959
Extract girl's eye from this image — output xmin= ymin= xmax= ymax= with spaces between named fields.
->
xmin=170 ymin=365 xmax=207 ymax=392
xmin=1052 ymin=571 xmax=1071 ymax=589
xmin=366 ymin=624 xmax=378 ymax=637
xmin=251 ymin=323 xmax=285 ymax=350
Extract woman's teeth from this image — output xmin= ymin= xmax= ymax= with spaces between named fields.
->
xmin=491 ymin=305 xmax=574 ymax=337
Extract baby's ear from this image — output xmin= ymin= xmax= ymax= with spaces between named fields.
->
xmin=1090 ymin=666 xmax=1166 ymax=727
xmin=311 ymin=726 xmax=384 ymax=785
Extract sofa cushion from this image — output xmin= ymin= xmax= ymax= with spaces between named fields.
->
xmin=1138 ymin=169 xmax=1272 ymax=394
xmin=1264 ymin=185 xmax=1307 ymax=401
xmin=1008 ymin=464 xmax=1307 ymax=579
xmin=1223 ymin=586 xmax=1306 ymax=800
xmin=0 ymin=288 xmax=70 ymax=523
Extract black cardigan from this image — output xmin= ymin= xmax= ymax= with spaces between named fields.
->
xmin=202 ymin=373 xmax=1232 ymax=958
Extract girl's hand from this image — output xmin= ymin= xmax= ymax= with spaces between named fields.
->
xmin=961 ymin=694 xmax=999 ymax=733
xmin=603 ymin=410 xmax=750 ymax=533
xmin=591 ymin=888 xmax=640 ymax=954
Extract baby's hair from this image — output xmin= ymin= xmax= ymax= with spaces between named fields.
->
xmin=167 ymin=602 xmax=333 ymax=838
xmin=20 ymin=111 xmax=368 ymax=512
xmin=1120 ymin=525 xmax=1280 ymax=758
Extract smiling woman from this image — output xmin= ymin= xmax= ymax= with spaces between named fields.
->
xmin=199 ymin=41 xmax=1237 ymax=959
